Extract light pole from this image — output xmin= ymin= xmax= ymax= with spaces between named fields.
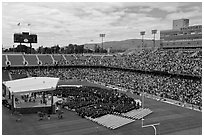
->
xmin=152 ymin=30 xmax=157 ymax=49
xmin=99 ymin=34 xmax=105 ymax=52
xmin=140 ymin=31 xmax=145 ymax=49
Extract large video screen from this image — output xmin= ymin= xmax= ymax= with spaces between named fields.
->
xmin=14 ymin=33 xmax=37 ymax=43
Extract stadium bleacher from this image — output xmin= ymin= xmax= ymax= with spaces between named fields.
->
xmin=7 ymin=54 xmax=24 ymax=66
xmin=38 ymin=54 xmax=53 ymax=65
xmin=86 ymin=55 xmax=102 ymax=66
xmin=2 ymin=48 xmax=202 ymax=108
xmin=3 ymin=48 xmax=201 ymax=76
xmin=101 ymin=55 xmax=114 ymax=66
xmin=63 ymin=55 xmax=76 ymax=65
xmin=9 ymin=69 xmax=28 ymax=80
xmin=24 ymin=55 xmax=38 ymax=66
xmin=52 ymin=54 xmax=66 ymax=65
xmin=74 ymin=55 xmax=89 ymax=65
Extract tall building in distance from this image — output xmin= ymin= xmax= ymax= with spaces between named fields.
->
xmin=173 ymin=19 xmax=189 ymax=30
xmin=160 ymin=19 xmax=202 ymax=49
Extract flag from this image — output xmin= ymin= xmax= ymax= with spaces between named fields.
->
xmin=28 ymin=23 xmax=31 ymax=26
xmin=17 ymin=23 xmax=20 ymax=26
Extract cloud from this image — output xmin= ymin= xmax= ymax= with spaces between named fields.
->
xmin=165 ymin=6 xmax=202 ymax=20
xmin=2 ymin=2 xmax=202 ymax=47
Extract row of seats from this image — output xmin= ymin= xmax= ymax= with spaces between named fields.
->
xmin=24 ymin=55 xmax=38 ymax=66
xmin=121 ymin=108 xmax=153 ymax=120
xmin=86 ymin=114 xmax=135 ymax=130
xmin=2 ymin=54 xmax=78 ymax=66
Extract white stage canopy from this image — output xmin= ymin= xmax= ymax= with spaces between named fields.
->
xmin=3 ymin=77 xmax=60 ymax=95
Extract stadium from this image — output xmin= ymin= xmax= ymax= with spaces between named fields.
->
xmin=2 ymin=3 xmax=202 ymax=135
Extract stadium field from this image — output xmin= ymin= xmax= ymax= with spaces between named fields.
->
xmin=2 ymin=79 xmax=202 ymax=135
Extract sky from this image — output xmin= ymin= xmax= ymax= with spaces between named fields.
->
xmin=2 ymin=2 xmax=202 ymax=48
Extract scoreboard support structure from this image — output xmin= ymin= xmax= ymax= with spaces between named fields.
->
xmin=30 ymin=43 xmax=32 ymax=54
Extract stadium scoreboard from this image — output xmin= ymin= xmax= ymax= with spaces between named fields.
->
xmin=14 ymin=32 xmax=37 ymax=43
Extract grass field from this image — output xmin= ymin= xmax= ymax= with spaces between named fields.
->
xmin=2 ymin=79 xmax=202 ymax=135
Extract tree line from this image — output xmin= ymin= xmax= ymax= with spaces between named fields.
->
xmin=2 ymin=44 xmax=108 ymax=54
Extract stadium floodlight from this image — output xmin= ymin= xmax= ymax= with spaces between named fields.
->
xmin=151 ymin=30 xmax=157 ymax=49
xmin=140 ymin=31 xmax=145 ymax=49
xmin=99 ymin=34 xmax=105 ymax=51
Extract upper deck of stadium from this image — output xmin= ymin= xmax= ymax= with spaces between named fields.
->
xmin=2 ymin=48 xmax=202 ymax=78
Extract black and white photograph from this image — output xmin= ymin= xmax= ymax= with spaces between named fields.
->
xmin=1 ymin=1 xmax=202 ymax=135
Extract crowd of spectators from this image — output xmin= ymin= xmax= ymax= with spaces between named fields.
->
xmin=4 ymin=49 xmax=202 ymax=77
xmin=135 ymin=49 xmax=202 ymax=76
xmin=9 ymin=67 xmax=202 ymax=107
xmin=53 ymin=49 xmax=201 ymax=76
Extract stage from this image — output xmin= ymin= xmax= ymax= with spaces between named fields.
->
xmin=3 ymin=77 xmax=59 ymax=114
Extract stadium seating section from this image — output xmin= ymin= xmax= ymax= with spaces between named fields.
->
xmin=3 ymin=49 xmax=202 ymax=76
xmin=8 ymin=67 xmax=201 ymax=107
xmin=24 ymin=55 xmax=38 ymax=66
xmin=2 ymin=48 xmax=202 ymax=109
xmin=10 ymin=69 xmax=28 ymax=80
xmin=38 ymin=55 xmax=53 ymax=65
xmin=7 ymin=55 xmax=24 ymax=66
xmin=63 ymin=55 xmax=76 ymax=65
xmin=86 ymin=55 xmax=102 ymax=66
xmin=52 ymin=55 xmax=66 ymax=65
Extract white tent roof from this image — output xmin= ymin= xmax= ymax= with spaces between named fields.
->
xmin=3 ymin=77 xmax=59 ymax=95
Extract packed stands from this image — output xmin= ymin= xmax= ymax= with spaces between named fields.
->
xmin=86 ymin=55 xmax=102 ymax=66
xmin=8 ymin=68 xmax=202 ymax=107
xmin=3 ymin=48 xmax=202 ymax=77
xmin=38 ymin=54 xmax=53 ymax=65
xmin=2 ymin=47 xmax=202 ymax=108
xmin=136 ymin=49 xmax=202 ymax=76
xmin=63 ymin=55 xmax=76 ymax=65
xmin=7 ymin=54 xmax=24 ymax=66
xmin=24 ymin=55 xmax=38 ymax=66
xmin=74 ymin=55 xmax=89 ymax=65
xmin=10 ymin=69 xmax=28 ymax=80
xmin=101 ymin=55 xmax=114 ymax=67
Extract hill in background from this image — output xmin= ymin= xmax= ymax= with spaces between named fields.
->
xmin=84 ymin=39 xmax=160 ymax=52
